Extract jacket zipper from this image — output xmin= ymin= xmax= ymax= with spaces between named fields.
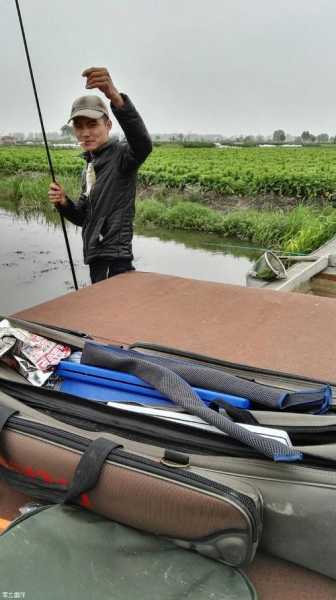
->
xmin=83 ymin=154 xmax=94 ymax=259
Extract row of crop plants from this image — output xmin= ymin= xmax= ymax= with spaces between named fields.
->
xmin=1 ymin=145 xmax=336 ymax=200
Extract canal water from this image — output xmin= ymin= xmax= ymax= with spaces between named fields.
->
xmin=0 ymin=207 xmax=260 ymax=314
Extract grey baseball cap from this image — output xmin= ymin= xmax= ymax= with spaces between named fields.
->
xmin=67 ymin=95 xmax=110 ymax=123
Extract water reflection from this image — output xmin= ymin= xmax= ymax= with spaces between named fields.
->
xmin=0 ymin=202 xmax=260 ymax=314
xmin=136 ymin=224 xmax=261 ymax=260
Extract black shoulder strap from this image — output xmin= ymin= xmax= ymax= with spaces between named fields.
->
xmin=209 ymin=399 xmax=259 ymax=425
xmin=0 ymin=405 xmax=17 ymax=433
xmin=63 ymin=438 xmax=122 ymax=504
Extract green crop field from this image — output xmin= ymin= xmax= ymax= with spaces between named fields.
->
xmin=141 ymin=145 xmax=336 ymax=200
xmin=2 ymin=144 xmax=336 ymax=254
xmin=1 ymin=144 xmax=336 ymax=201
xmin=0 ymin=146 xmax=83 ymax=176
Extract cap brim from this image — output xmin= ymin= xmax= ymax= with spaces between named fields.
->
xmin=67 ymin=109 xmax=105 ymax=123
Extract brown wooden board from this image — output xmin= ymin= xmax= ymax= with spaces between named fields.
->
xmin=14 ymin=271 xmax=336 ymax=382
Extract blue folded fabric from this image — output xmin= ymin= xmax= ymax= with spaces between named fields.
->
xmin=276 ymin=386 xmax=332 ymax=414
xmin=55 ymin=361 xmax=251 ymax=409
xmin=79 ymin=344 xmax=331 ymax=415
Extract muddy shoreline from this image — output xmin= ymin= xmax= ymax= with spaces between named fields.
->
xmin=136 ymin=183 xmax=329 ymax=212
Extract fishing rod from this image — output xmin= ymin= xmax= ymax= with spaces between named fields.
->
xmin=14 ymin=0 xmax=78 ymax=291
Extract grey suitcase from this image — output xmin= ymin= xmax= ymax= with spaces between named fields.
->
xmin=1 ymin=316 xmax=336 ymax=578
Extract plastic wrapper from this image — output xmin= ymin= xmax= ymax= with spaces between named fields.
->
xmin=13 ymin=355 xmax=53 ymax=386
xmin=0 ymin=336 xmax=17 ymax=358
xmin=0 ymin=319 xmax=71 ymax=386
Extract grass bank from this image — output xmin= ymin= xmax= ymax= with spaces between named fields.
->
xmin=0 ymin=174 xmax=80 ymax=223
xmin=135 ymin=198 xmax=336 ymax=254
xmin=1 ymin=174 xmax=335 ymax=254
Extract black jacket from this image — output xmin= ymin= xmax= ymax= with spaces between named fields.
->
xmin=60 ymin=94 xmax=152 ymax=264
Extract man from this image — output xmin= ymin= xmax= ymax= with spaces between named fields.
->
xmin=48 ymin=67 xmax=152 ymax=284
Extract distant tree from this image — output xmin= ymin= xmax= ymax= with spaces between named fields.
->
xmin=273 ymin=129 xmax=286 ymax=143
xmin=317 ymin=133 xmax=329 ymax=143
xmin=244 ymin=135 xmax=256 ymax=145
xmin=301 ymin=130 xmax=315 ymax=143
xmin=61 ymin=124 xmax=74 ymax=138
xmin=256 ymin=135 xmax=265 ymax=144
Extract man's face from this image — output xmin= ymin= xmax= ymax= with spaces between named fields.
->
xmin=72 ymin=116 xmax=112 ymax=151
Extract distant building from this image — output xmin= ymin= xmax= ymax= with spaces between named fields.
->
xmin=11 ymin=132 xmax=25 ymax=142
xmin=151 ymin=133 xmax=224 ymax=143
xmin=0 ymin=135 xmax=16 ymax=145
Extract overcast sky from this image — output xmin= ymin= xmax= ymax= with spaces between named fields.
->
xmin=2 ymin=0 xmax=336 ymax=137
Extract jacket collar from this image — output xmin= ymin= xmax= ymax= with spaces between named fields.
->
xmin=82 ymin=138 xmax=116 ymax=162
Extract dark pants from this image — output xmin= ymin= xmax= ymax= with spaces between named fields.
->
xmin=89 ymin=258 xmax=135 ymax=284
